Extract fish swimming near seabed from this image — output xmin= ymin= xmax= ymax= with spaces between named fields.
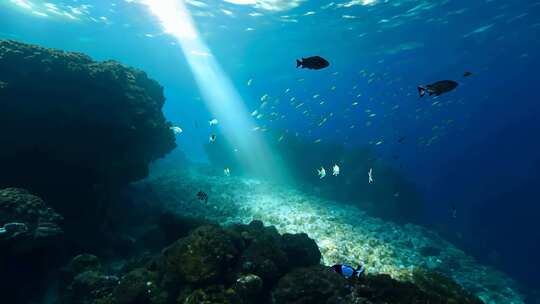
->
xmin=418 ymin=80 xmax=458 ymax=97
xmin=368 ymin=168 xmax=374 ymax=184
xmin=331 ymin=264 xmax=365 ymax=279
xmin=317 ymin=167 xmax=326 ymax=179
xmin=196 ymin=191 xmax=208 ymax=204
xmin=296 ymin=56 xmax=330 ymax=70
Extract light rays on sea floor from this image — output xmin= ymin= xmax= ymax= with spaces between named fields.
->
xmin=138 ymin=168 xmax=525 ymax=304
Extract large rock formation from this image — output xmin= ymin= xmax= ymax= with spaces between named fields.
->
xmin=0 ymin=40 xmax=176 ymax=193
xmin=0 ymin=40 xmax=175 ymax=239
xmin=56 ymin=220 xmax=484 ymax=304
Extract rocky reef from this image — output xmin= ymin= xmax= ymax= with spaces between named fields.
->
xmin=0 ymin=40 xmax=175 ymax=248
xmin=0 ymin=40 xmax=176 ymax=302
xmin=130 ymin=167 xmax=525 ymax=303
xmin=0 ymin=187 xmax=63 ymax=251
xmin=0 ymin=187 xmax=65 ymax=302
xmin=58 ymin=220 xmax=483 ymax=304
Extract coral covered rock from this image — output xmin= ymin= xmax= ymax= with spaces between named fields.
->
xmin=57 ymin=221 xmax=486 ymax=304
xmin=411 ymin=268 xmax=484 ymax=303
xmin=0 ymin=187 xmax=63 ymax=251
xmin=68 ymin=271 xmax=119 ymax=304
xmin=162 ymin=225 xmax=238 ymax=284
xmin=271 ymin=266 xmax=349 ymax=304
xmin=68 ymin=254 xmax=102 ymax=276
xmin=181 ymin=285 xmax=241 ymax=304
xmin=233 ymin=273 xmax=263 ymax=298
xmin=0 ymin=39 xmax=175 ymax=224
xmin=281 ymin=233 xmax=321 ymax=268
xmin=113 ymin=268 xmax=164 ymax=304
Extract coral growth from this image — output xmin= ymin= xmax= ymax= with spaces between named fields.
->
xmin=0 ymin=187 xmax=63 ymax=251
xmin=0 ymin=39 xmax=175 ymax=228
xmin=130 ymin=167 xmax=524 ymax=303
xmin=58 ymin=221 xmax=485 ymax=304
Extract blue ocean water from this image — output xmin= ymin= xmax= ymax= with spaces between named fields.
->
xmin=1 ymin=0 xmax=539 ymax=300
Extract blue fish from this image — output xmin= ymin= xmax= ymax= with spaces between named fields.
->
xmin=331 ymin=264 xmax=365 ymax=279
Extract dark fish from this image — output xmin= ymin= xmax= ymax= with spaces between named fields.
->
xmin=296 ymin=56 xmax=330 ymax=70
xmin=463 ymin=71 xmax=472 ymax=77
xmin=398 ymin=136 xmax=406 ymax=143
xmin=451 ymin=203 xmax=457 ymax=218
xmin=417 ymin=80 xmax=458 ymax=97
xmin=196 ymin=190 xmax=208 ymax=204
xmin=331 ymin=264 xmax=365 ymax=279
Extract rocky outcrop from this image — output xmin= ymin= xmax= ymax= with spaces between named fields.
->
xmin=0 ymin=188 xmax=64 ymax=303
xmin=0 ymin=39 xmax=175 ymax=224
xmin=0 ymin=187 xmax=63 ymax=252
xmin=162 ymin=225 xmax=238 ymax=284
xmin=57 ymin=221 xmax=484 ymax=304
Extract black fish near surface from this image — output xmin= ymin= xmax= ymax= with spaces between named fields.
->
xmin=418 ymin=80 xmax=458 ymax=97
xmin=296 ymin=56 xmax=330 ymax=70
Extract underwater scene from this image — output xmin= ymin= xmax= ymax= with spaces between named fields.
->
xmin=1 ymin=0 xmax=539 ymax=303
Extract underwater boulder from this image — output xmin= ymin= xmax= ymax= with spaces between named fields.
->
xmin=162 ymin=225 xmax=238 ymax=284
xmin=113 ymin=268 xmax=167 ymax=304
xmin=239 ymin=238 xmax=289 ymax=286
xmin=0 ymin=39 xmax=175 ymax=237
xmin=0 ymin=187 xmax=63 ymax=252
xmin=281 ymin=233 xmax=321 ymax=268
xmin=67 ymin=254 xmax=102 ymax=277
xmin=233 ymin=273 xmax=263 ymax=299
xmin=411 ymin=268 xmax=484 ymax=303
xmin=271 ymin=266 xmax=348 ymax=304
xmin=181 ymin=285 xmax=241 ymax=304
xmin=235 ymin=222 xmax=290 ymax=285
xmin=67 ymin=270 xmax=119 ymax=303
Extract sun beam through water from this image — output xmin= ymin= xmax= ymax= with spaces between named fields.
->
xmin=143 ymin=0 xmax=287 ymax=180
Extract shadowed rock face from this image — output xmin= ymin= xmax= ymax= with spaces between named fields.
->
xmin=0 ymin=40 xmax=175 ymax=221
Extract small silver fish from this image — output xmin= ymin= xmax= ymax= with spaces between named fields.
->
xmin=317 ymin=167 xmax=326 ymax=179
xmin=170 ymin=126 xmax=183 ymax=135
xmin=332 ymin=164 xmax=340 ymax=176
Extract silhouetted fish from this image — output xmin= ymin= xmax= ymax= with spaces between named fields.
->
xmin=296 ymin=56 xmax=329 ymax=70
xmin=398 ymin=136 xmax=406 ymax=143
xmin=463 ymin=71 xmax=473 ymax=77
xmin=451 ymin=203 xmax=457 ymax=218
xmin=196 ymin=190 xmax=208 ymax=204
xmin=418 ymin=80 xmax=458 ymax=97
